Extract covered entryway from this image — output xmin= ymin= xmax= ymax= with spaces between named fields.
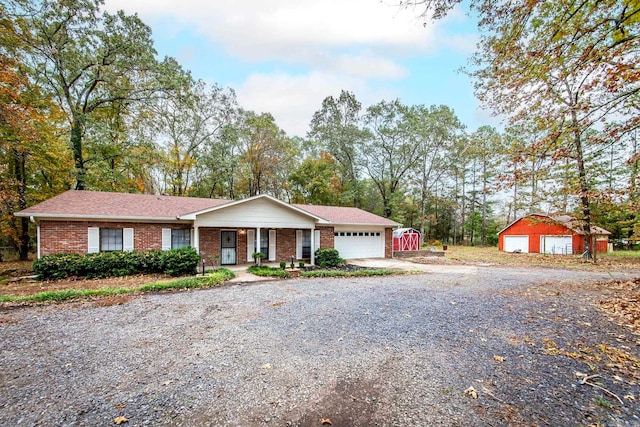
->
xmin=503 ymin=235 xmax=529 ymax=253
xmin=334 ymin=229 xmax=385 ymax=259
xmin=540 ymin=236 xmax=573 ymax=255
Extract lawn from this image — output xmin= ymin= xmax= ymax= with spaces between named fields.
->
xmin=437 ymin=245 xmax=640 ymax=269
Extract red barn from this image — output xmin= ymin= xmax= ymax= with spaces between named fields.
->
xmin=498 ymin=214 xmax=611 ymax=254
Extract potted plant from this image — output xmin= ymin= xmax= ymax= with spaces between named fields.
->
xmin=252 ymin=251 xmax=265 ymax=266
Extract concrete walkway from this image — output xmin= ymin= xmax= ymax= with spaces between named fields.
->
xmin=348 ymin=257 xmax=479 ymax=275
xmin=224 ymin=264 xmax=278 ymax=284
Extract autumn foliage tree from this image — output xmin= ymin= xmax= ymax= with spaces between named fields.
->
xmin=6 ymin=0 xmax=185 ymax=190
xmin=0 ymin=7 xmax=71 ymax=260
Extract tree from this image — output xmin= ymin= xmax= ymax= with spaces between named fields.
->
xmin=237 ymin=111 xmax=294 ymax=198
xmin=0 ymin=7 xmax=71 ymax=259
xmin=308 ymin=90 xmax=367 ymax=207
xmin=7 ymin=0 xmax=185 ymax=190
xmin=149 ymin=79 xmax=237 ymax=196
xmin=362 ymin=99 xmax=422 ymax=219
xmin=411 ymin=105 xmax=464 ymax=241
xmin=289 ymin=153 xmax=342 ymax=205
xmin=402 ymin=0 xmax=640 ymax=255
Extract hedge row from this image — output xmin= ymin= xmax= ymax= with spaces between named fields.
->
xmin=33 ymin=247 xmax=200 ymax=280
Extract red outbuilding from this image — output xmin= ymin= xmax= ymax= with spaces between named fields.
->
xmin=498 ymin=214 xmax=611 ymax=254
xmin=393 ymin=228 xmax=421 ymax=252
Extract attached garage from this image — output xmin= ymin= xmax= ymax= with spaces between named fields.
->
xmin=503 ymin=235 xmax=529 ymax=253
xmin=333 ymin=228 xmax=385 ymax=259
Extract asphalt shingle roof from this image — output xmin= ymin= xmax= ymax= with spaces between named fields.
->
xmin=16 ymin=191 xmax=399 ymax=226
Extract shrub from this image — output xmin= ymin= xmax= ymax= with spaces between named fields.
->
xmin=248 ymin=265 xmax=290 ymax=278
xmin=161 ymin=247 xmax=200 ymax=276
xmin=298 ymin=261 xmax=305 ymax=268
xmin=84 ymin=251 xmax=140 ymax=278
xmin=33 ymin=247 xmax=200 ymax=280
xmin=279 ymin=261 xmax=287 ymax=270
xmin=33 ymin=252 xmax=85 ymax=280
xmin=314 ymin=248 xmax=346 ymax=268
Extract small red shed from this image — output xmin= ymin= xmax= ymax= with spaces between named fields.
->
xmin=498 ymin=214 xmax=611 ymax=254
xmin=393 ymin=228 xmax=421 ymax=252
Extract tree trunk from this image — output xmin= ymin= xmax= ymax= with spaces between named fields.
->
xmin=71 ymin=114 xmax=86 ymax=190
xmin=572 ymin=111 xmax=592 ymax=259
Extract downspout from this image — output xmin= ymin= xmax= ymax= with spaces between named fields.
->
xmin=30 ymin=216 xmax=40 ymax=259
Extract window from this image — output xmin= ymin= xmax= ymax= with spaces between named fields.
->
xmin=302 ymin=230 xmax=311 ymax=258
xmin=101 ymin=228 xmax=123 ymax=251
xmin=171 ymin=229 xmax=191 ymax=249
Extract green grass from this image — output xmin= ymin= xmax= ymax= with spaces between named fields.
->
xmin=601 ymin=250 xmax=640 ymax=259
xmin=300 ymin=269 xmax=396 ymax=278
xmin=0 ymin=268 xmax=235 ymax=304
xmin=247 ymin=265 xmax=290 ymax=278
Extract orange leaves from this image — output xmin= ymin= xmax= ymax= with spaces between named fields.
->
xmin=113 ymin=416 xmax=128 ymax=424
xmin=464 ymin=386 xmax=478 ymax=399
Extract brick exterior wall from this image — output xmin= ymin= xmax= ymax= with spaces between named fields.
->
xmin=317 ymin=226 xmax=334 ymax=249
xmin=39 ymin=220 xmax=190 ymax=256
xmin=198 ymin=228 xmax=221 ymax=266
xmin=38 ymin=221 xmax=385 ymax=262
xmin=385 ymin=228 xmax=393 ymax=258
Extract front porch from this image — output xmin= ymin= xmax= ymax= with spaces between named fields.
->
xmin=196 ymin=226 xmax=335 ymax=267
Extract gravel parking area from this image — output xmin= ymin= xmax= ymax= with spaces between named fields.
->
xmin=1 ymin=266 xmax=639 ymax=426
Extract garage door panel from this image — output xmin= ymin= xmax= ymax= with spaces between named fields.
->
xmin=334 ymin=230 xmax=384 ymax=259
xmin=541 ymin=236 xmax=573 ymax=255
xmin=503 ymin=235 xmax=529 ymax=253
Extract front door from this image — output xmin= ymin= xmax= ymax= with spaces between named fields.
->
xmin=221 ymin=231 xmax=237 ymax=265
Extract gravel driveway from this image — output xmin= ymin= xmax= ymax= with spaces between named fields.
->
xmin=1 ymin=266 xmax=639 ymax=426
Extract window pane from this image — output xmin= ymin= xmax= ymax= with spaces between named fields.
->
xmin=100 ymin=228 xmax=123 ymax=251
xmin=171 ymin=229 xmax=191 ymax=249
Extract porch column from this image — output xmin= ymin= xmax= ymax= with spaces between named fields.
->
xmin=194 ymin=226 xmax=199 ymax=254
xmin=310 ymin=228 xmax=315 ymax=265
xmin=256 ymin=227 xmax=261 ymax=256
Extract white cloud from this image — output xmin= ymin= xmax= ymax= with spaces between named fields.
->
xmin=236 ymin=71 xmax=371 ymax=137
xmin=102 ymin=0 xmax=479 ymax=136
xmin=104 ymin=0 xmax=443 ymax=68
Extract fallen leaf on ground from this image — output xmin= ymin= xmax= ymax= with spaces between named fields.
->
xmin=262 ymin=363 xmax=272 ymax=369
xmin=320 ymin=418 xmax=333 ymax=425
xmin=493 ymin=355 xmax=505 ymax=362
xmin=114 ymin=416 xmax=128 ymax=424
xmin=464 ymin=386 xmax=478 ymax=399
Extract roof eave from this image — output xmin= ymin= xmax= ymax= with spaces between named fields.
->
xmin=15 ymin=213 xmax=184 ymax=222
xmin=331 ymin=222 xmax=401 ymax=227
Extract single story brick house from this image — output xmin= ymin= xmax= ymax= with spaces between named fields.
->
xmin=15 ymin=190 xmax=400 ymax=265
xmin=498 ymin=214 xmax=611 ymax=254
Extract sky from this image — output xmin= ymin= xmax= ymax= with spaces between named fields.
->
xmin=103 ymin=0 xmax=496 ymax=137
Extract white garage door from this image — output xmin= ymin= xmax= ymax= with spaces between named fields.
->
xmin=503 ymin=235 xmax=529 ymax=253
xmin=334 ymin=230 xmax=385 ymax=259
xmin=541 ymin=236 xmax=573 ymax=254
